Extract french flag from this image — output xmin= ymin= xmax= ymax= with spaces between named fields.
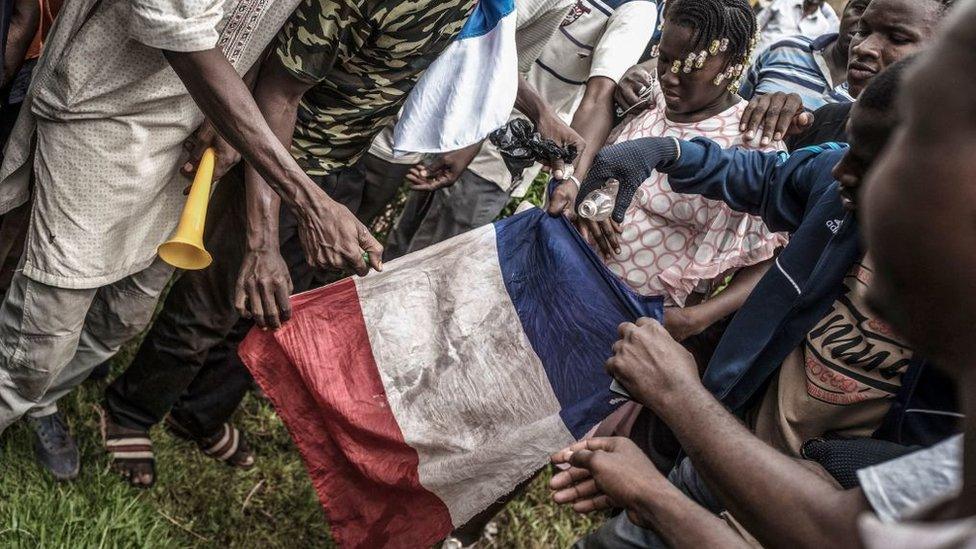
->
xmin=239 ymin=209 xmax=663 ymax=548
xmin=393 ymin=0 xmax=519 ymax=155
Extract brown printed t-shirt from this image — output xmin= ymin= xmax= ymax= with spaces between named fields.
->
xmin=751 ymin=258 xmax=914 ymax=455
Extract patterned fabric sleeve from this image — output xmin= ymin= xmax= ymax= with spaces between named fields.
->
xmin=130 ymin=0 xmax=223 ymax=52
xmin=275 ymin=0 xmax=364 ymax=84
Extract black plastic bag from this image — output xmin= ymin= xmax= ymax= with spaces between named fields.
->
xmin=488 ymin=119 xmax=578 ymax=179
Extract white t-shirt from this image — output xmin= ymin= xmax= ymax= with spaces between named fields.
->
xmin=857 ymin=435 xmax=963 ymax=522
xmin=857 ymin=435 xmax=974 ymax=549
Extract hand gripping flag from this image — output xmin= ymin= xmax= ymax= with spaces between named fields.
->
xmin=239 ymin=208 xmax=663 ymax=548
xmin=393 ymin=0 xmax=519 ymax=156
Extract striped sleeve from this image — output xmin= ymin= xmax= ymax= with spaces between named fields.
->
xmin=739 ymin=35 xmax=847 ymax=110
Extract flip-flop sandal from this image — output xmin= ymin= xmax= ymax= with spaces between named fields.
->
xmin=100 ymin=410 xmax=156 ymax=488
xmin=165 ymin=416 xmax=255 ymax=469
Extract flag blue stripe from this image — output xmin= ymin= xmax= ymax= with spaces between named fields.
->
xmin=494 ymin=208 xmax=663 ymax=439
xmin=458 ymin=0 xmax=517 ymax=40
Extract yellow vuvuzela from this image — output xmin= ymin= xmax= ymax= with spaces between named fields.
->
xmin=158 ymin=147 xmax=215 ymax=270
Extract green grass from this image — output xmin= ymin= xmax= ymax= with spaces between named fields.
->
xmin=0 ymin=174 xmax=596 ymax=548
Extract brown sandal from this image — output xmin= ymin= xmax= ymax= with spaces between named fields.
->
xmin=100 ymin=410 xmax=156 ymax=488
xmin=165 ymin=416 xmax=255 ymax=469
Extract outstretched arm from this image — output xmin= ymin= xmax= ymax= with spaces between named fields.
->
xmin=578 ymin=136 xmax=836 ymax=232
xmin=664 ymin=259 xmax=774 ymax=342
xmin=515 ymin=76 xmax=586 ymax=182
xmin=551 ymin=437 xmax=753 ymax=548
xmin=605 ymin=319 xmax=871 ymax=549
xmin=546 ymin=76 xmax=618 ymax=217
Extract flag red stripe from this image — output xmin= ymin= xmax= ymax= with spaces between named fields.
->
xmin=240 ymin=278 xmax=453 ymax=548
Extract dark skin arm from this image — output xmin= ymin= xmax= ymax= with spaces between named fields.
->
xmin=165 ymin=48 xmax=384 ymax=273
xmin=552 ymin=437 xmax=752 ymax=548
xmin=515 ymin=76 xmax=586 ymax=182
xmin=547 ymin=76 xmax=616 ymax=218
xmin=2 ymin=0 xmax=39 ymax=88
xmin=601 ymin=319 xmax=871 ymax=549
xmin=233 ymin=50 xmax=382 ymax=329
xmin=181 ymin=47 xmax=271 ymax=181
xmin=164 ymin=49 xmax=381 ymax=328
xmin=664 ymin=259 xmax=774 ymax=342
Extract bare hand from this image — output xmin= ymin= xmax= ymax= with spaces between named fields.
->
xmin=663 ymin=306 xmax=706 ymax=342
xmin=407 ymin=144 xmax=481 ymax=191
xmin=181 ymin=121 xmax=241 ymax=187
xmin=235 ymin=247 xmax=293 ymax=330
xmin=615 ymin=63 xmax=657 ymax=114
xmin=739 ymin=92 xmax=815 ymax=147
xmin=605 ymin=318 xmax=700 ymax=410
xmin=536 ymin=113 xmax=585 ymax=180
xmin=550 ymin=437 xmax=663 ymax=527
xmin=547 ymin=179 xmax=580 ymax=217
xmin=295 ymin=189 xmax=383 ymax=277
xmin=575 ymin=217 xmax=622 ymax=259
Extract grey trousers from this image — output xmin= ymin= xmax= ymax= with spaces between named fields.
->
xmin=0 ymin=257 xmax=173 ymax=433
xmin=384 ymin=168 xmax=511 ymax=260
xmin=574 ymin=458 xmax=724 ymax=549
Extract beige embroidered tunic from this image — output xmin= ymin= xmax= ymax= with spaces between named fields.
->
xmin=0 ymin=0 xmax=298 ymax=289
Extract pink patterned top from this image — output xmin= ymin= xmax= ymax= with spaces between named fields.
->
xmin=604 ymin=84 xmax=788 ymax=306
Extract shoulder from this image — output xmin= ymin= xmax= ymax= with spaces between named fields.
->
xmin=780 ymin=143 xmax=846 ymax=185
xmin=606 ymin=0 xmax=659 ymax=20
xmin=601 ymin=0 xmax=656 ymax=10
xmin=767 ymin=34 xmax=817 ymax=52
xmin=753 ymin=35 xmax=817 ymax=68
xmin=813 ymin=101 xmax=854 ymax=120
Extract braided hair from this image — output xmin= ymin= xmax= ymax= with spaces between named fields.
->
xmin=662 ymin=0 xmax=758 ymax=73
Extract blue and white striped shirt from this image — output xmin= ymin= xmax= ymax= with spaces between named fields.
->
xmin=740 ymin=33 xmax=854 ymax=111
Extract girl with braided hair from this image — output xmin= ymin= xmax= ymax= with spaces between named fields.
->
xmin=582 ymin=0 xmax=787 ymax=346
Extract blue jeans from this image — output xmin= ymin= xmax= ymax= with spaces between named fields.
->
xmin=574 ymin=458 xmax=724 ymax=548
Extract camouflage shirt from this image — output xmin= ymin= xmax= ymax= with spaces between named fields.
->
xmin=276 ymin=0 xmax=477 ymax=176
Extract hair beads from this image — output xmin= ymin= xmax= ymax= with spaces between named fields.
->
xmin=658 ymin=0 xmax=758 ymax=91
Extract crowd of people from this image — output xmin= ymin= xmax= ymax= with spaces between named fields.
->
xmin=0 ymin=0 xmax=973 ymax=547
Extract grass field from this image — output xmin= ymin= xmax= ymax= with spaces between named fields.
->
xmin=0 ymin=182 xmax=599 ymax=548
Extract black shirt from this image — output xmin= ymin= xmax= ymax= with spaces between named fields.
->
xmin=787 ymin=102 xmax=853 ymax=151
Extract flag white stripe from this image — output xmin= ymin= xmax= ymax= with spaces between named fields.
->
xmin=393 ymin=11 xmax=519 ymax=155
xmin=357 ymin=225 xmax=575 ymax=527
